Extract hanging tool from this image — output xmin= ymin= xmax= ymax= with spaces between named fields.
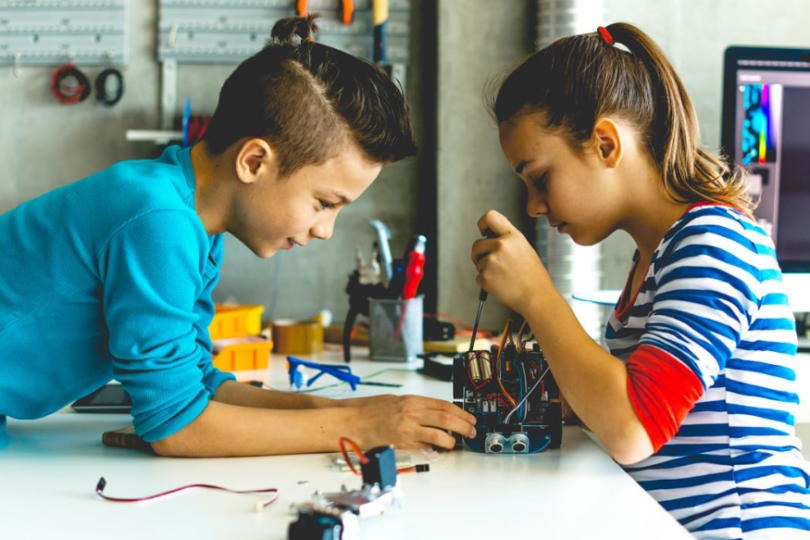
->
xmin=343 ymin=245 xmax=387 ymax=363
xmin=370 ymin=219 xmax=393 ymax=283
xmin=297 ymin=0 xmax=354 ymax=25
xmin=468 ymin=230 xmax=498 ymax=353
xmin=373 ymin=0 xmax=391 ymax=76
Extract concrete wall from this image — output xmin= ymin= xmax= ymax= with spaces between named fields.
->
xmin=436 ymin=0 xmax=534 ymax=329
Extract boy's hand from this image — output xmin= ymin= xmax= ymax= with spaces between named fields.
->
xmin=351 ymin=395 xmax=477 ymax=450
xmin=471 ymin=210 xmax=553 ymax=315
xmin=338 ymin=394 xmax=398 ymax=408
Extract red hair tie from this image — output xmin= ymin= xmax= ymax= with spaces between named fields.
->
xmin=597 ymin=26 xmax=614 ymax=46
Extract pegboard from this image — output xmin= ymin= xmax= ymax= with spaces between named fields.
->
xmin=0 ymin=0 xmax=129 ymax=69
xmin=157 ymin=0 xmax=410 ymax=64
xmin=155 ymin=0 xmax=411 ymax=129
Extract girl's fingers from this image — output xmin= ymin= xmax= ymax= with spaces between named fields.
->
xmin=471 ymin=237 xmax=499 ymax=264
xmin=477 ymin=210 xmax=513 ymax=236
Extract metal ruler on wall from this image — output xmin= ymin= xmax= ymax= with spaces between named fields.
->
xmin=0 ymin=0 xmax=128 ymax=72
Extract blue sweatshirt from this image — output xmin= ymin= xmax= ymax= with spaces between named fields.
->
xmin=0 ymin=145 xmax=235 ymax=442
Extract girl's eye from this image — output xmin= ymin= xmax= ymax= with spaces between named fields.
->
xmin=319 ymin=200 xmax=336 ymax=210
xmin=533 ymin=172 xmax=548 ymax=190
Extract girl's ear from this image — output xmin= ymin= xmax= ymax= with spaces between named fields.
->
xmin=234 ymin=138 xmax=276 ymax=185
xmin=591 ymin=117 xmax=624 ymax=169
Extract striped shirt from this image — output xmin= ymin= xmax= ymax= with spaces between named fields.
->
xmin=606 ymin=203 xmax=810 ymax=539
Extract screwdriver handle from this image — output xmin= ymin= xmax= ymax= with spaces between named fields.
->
xmin=477 ymin=229 xmax=497 ymax=301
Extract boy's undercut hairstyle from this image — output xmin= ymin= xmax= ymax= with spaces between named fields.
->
xmin=487 ymin=22 xmax=755 ymax=218
xmin=203 ymin=14 xmax=417 ymax=176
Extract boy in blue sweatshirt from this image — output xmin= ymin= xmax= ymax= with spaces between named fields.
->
xmin=0 ymin=15 xmax=477 ymax=457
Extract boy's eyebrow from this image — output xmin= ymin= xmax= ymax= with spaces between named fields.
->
xmin=332 ymin=191 xmax=353 ymax=205
xmin=515 ymin=161 xmax=529 ymax=175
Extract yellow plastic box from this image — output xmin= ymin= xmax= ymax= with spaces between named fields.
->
xmin=212 ymin=336 xmax=274 ymax=371
xmin=209 ymin=304 xmax=265 ymax=340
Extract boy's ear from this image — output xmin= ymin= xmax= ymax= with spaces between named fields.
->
xmin=234 ymin=138 xmax=276 ymax=185
xmin=591 ymin=118 xmax=624 ymax=169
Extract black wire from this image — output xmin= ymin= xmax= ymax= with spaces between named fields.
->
xmin=95 ymin=67 xmax=125 ymax=107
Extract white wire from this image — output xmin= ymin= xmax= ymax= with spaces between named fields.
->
xmin=504 ymin=366 xmax=550 ymax=424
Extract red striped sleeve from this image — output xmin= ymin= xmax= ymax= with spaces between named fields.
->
xmin=626 ymin=345 xmax=704 ymax=452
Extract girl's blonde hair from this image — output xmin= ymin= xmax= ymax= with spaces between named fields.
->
xmin=487 ymin=22 xmax=755 ymax=219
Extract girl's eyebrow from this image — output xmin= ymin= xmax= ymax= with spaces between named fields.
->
xmin=515 ymin=160 xmax=530 ymax=174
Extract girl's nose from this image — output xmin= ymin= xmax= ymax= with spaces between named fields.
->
xmin=526 ymin=190 xmax=548 ymax=217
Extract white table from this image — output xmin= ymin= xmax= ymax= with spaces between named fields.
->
xmin=0 ymin=350 xmax=692 ymax=540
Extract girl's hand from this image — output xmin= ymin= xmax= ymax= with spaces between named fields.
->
xmin=351 ymin=394 xmax=477 ymax=450
xmin=471 ymin=210 xmax=553 ymax=315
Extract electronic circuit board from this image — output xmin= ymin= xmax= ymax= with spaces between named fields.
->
xmin=453 ymin=342 xmax=562 ymax=454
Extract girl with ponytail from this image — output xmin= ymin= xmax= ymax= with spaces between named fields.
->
xmin=0 ymin=15 xmax=478 ymax=457
xmin=474 ymin=23 xmax=809 ymax=538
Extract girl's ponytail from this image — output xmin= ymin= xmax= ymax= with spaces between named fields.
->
xmin=605 ymin=23 xmax=755 ymax=218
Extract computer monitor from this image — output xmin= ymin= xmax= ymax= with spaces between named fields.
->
xmin=721 ymin=46 xmax=810 ymax=274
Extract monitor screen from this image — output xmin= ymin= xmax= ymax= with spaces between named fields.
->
xmin=721 ymin=46 xmax=810 ymax=273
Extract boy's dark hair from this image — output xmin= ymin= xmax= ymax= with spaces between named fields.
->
xmin=487 ymin=22 xmax=754 ymax=218
xmin=203 ymin=14 xmax=417 ymax=176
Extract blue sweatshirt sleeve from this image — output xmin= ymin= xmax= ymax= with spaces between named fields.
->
xmin=99 ymin=208 xmax=233 ymax=442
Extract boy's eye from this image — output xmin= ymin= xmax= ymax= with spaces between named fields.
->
xmin=319 ymin=199 xmax=337 ymax=210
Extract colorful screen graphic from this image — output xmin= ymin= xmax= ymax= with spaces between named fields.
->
xmin=741 ymin=84 xmax=779 ymax=164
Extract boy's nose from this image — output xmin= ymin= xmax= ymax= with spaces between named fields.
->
xmin=311 ymin=215 xmax=336 ymax=241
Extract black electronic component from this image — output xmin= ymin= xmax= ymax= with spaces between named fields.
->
xmin=421 ymin=353 xmax=454 ymax=381
xmin=423 ymin=317 xmax=455 ymax=341
xmin=288 ymin=509 xmax=344 ymax=540
xmin=360 ymin=446 xmax=397 ymax=489
xmin=72 ymin=384 xmax=132 ymax=413
xmin=452 ymin=337 xmax=563 ymax=454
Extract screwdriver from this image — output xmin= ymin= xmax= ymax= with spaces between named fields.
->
xmin=468 ymin=230 xmax=498 ymax=353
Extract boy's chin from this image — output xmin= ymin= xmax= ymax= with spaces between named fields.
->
xmin=251 ymin=244 xmax=279 ymax=259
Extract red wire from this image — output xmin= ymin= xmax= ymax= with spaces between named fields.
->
xmin=50 ymin=64 xmax=88 ymax=104
xmin=95 ymin=478 xmax=279 ymax=508
xmin=336 ymin=438 xmax=428 ymax=476
xmin=339 ymin=437 xmax=368 ymax=476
